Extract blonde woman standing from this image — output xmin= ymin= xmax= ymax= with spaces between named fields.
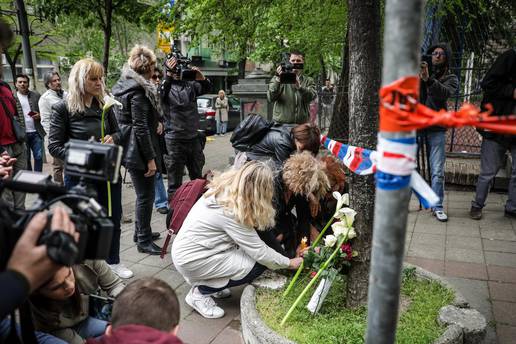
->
xmin=172 ymin=161 xmax=302 ymax=319
xmin=215 ymin=89 xmax=228 ymax=136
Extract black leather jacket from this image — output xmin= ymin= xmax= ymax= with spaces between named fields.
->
xmin=112 ymin=78 xmax=162 ymax=172
xmin=48 ymin=99 xmax=120 ymax=161
xmin=246 ymin=125 xmax=295 ymax=169
xmin=160 ymin=77 xmax=211 ymax=140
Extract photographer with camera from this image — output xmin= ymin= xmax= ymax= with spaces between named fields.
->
xmin=0 ymin=207 xmax=78 ymax=342
xmin=48 ymin=59 xmax=127 ymax=278
xmin=418 ymin=43 xmax=458 ymax=222
xmin=160 ymin=48 xmax=211 ymax=200
xmin=268 ymin=50 xmax=317 ymax=126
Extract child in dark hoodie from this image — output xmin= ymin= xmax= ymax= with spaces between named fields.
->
xmin=87 ymin=277 xmax=183 ymax=344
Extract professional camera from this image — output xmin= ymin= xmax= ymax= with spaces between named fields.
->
xmin=0 ymin=139 xmax=123 ymax=267
xmin=164 ymin=45 xmax=196 ymax=81
xmin=280 ymin=52 xmax=304 ymax=84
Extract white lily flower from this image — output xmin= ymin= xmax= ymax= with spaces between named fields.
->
xmin=331 ymin=222 xmax=357 ymax=240
xmin=324 ymin=234 xmax=337 ymax=248
xmin=103 ymin=95 xmax=122 ymax=112
xmin=332 ymin=192 xmax=350 ymax=218
xmin=335 ymin=207 xmax=357 ymax=227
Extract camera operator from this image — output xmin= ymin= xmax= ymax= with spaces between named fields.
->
xmin=48 ymin=58 xmax=126 ymax=277
xmin=418 ymin=43 xmax=458 ymax=223
xmin=268 ymin=50 xmax=317 ymax=126
xmin=160 ymin=54 xmax=211 ymax=200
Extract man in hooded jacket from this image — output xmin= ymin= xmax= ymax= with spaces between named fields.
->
xmin=418 ymin=43 xmax=459 ymax=222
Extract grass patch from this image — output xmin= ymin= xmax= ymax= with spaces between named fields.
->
xmin=256 ymin=268 xmax=455 ymax=344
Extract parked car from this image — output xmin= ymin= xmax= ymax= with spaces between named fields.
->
xmin=197 ymin=94 xmax=241 ymax=134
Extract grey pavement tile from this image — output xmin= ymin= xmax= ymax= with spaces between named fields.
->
xmin=446 ymin=225 xmax=481 ymax=238
xmin=139 ymin=253 xmax=173 ymax=270
xmin=447 ymin=201 xmax=476 ymax=210
xmin=126 ymin=262 xmax=163 ymax=278
xmin=413 ymin=223 xmax=446 ymax=235
xmin=445 ymin=277 xmax=493 ymax=322
xmin=210 ymin=325 xmax=244 ymax=344
xmin=153 ymin=268 xmax=186 ymax=290
xmin=483 ymin=239 xmax=516 ymax=254
xmin=480 ymin=228 xmax=516 ymax=241
xmin=479 ymin=220 xmax=514 ymax=231
xmin=120 ymin=245 xmax=147 ymax=263
xmin=487 ymin=265 xmax=516 ymax=284
xmin=445 ymin=248 xmax=485 ymax=264
xmin=488 ymin=281 xmax=516 ymax=303
xmin=407 ymin=243 xmax=445 ymax=260
xmin=485 ymin=252 xmax=516 ymax=268
xmin=175 ymin=282 xmax=194 ymax=321
xmin=411 ymin=233 xmax=446 ymax=246
xmin=404 ymin=257 xmax=444 ymax=276
xmin=446 ymin=235 xmax=482 ymax=250
xmin=444 ymin=261 xmax=487 ymax=280
xmin=492 ymin=301 xmax=516 ymax=326
xmin=497 ymin=325 xmax=516 ymax=344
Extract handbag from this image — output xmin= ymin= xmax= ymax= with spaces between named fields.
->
xmin=0 ymin=95 xmax=26 ymax=142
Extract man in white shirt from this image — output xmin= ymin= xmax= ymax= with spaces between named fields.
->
xmin=38 ymin=71 xmax=67 ymax=184
xmin=14 ymin=74 xmax=44 ymax=172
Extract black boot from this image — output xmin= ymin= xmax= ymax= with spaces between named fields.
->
xmin=136 ymin=228 xmax=162 ymax=255
xmin=133 ymin=231 xmax=161 ymax=243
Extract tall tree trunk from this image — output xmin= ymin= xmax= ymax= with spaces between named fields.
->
xmin=346 ymin=0 xmax=381 ymax=309
xmin=238 ymin=58 xmax=246 ymax=79
xmin=4 ymin=44 xmax=21 ymax=83
xmin=102 ymin=0 xmax=113 ymax=73
xmin=328 ymin=25 xmax=350 ymax=142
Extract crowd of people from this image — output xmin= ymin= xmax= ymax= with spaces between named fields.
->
xmin=0 ymin=14 xmax=514 ymax=342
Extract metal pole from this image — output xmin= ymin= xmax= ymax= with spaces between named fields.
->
xmin=365 ymin=1 xmax=425 ymax=344
xmin=15 ymin=0 xmax=37 ymax=90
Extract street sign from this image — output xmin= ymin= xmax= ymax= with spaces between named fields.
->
xmin=157 ymin=22 xmax=173 ymax=54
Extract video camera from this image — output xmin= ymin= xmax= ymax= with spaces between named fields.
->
xmin=0 ymin=139 xmax=123 ymax=267
xmin=280 ymin=52 xmax=304 ymax=84
xmin=164 ymin=45 xmax=196 ymax=81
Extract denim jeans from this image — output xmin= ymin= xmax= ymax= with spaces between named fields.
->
xmin=197 ymin=263 xmax=266 ymax=295
xmin=154 ymin=172 xmax=168 ymax=209
xmin=472 ymin=138 xmax=516 ymax=212
xmin=26 ymin=132 xmax=43 ymax=172
xmin=128 ymin=169 xmax=155 ymax=242
xmin=64 ymin=175 xmax=122 ymax=264
xmin=0 ymin=318 xmax=67 ymax=344
xmin=216 ymin=120 xmax=228 ymax=135
xmin=73 ymin=316 xmax=108 ymax=340
xmin=422 ymin=131 xmax=446 ymax=210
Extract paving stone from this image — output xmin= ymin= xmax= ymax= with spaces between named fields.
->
xmin=411 ymin=232 xmax=446 ymax=246
xmin=126 ymin=263 xmax=163 ymax=278
xmin=138 ymin=253 xmax=173 ymax=269
xmin=407 ymin=243 xmax=445 ymax=260
xmin=445 ymin=261 xmax=487 ymax=280
xmin=446 ymin=248 xmax=485 ymax=264
xmin=445 ymin=277 xmax=493 ymax=322
xmin=438 ymin=305 xmax=486 ymax=344
xmin=405 ymin=257 xmax=444 ymax=276
xmin=179 ymin=303 xmax=240 ymax=343
xmin=447 ymin=225 xmax=481 ymax=238
xmin=492 ymin=301 xmax=516 ymax=326
xmin=120 ymin=245 xmax=147 ymax=263
xmin=153 ymin=267 xmax=186 ymax=290
xmin=446 ymin=235 xmax=482 ymax=250
xmin=488 ymin=281 xmax=516 ymax=302
xmin=485 ymin=252 xmax=516 ymax=268
xmin=482 ymin=239 xmax=516 ymax=254
xmin=414 ymin=223 xmax=446 ymax=235
xmin=487 ymin=265 xmax=516 ymax=284
xmin=210 ymin=325 xmax=244 ymax=344
xmin=480 ymin=228 xmax=516 ymax=241
xmin=497 ymin=325 xmax=516 ymax=344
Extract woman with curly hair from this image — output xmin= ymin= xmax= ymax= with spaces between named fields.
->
xmin=172 ymin=161 xmax=302 ymax=319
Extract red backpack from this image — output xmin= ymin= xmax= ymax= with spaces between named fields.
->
xmin=160 ymin=178 xmax=209 ymax=259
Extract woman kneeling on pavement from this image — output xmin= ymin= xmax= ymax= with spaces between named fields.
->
xmin=172 ymin=161 xmax=303 ymax=319
xmin=30 ymin=260 xmax=125 ymax=344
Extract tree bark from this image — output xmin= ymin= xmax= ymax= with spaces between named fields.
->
xmin=328 ymin=25 xmax=350 ymax=142
xmin=345 ymin=0 xmax=381 ymax=309
xmin=102 ymin=0 xmax=113 ymax=73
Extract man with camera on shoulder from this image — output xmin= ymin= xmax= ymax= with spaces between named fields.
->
xmin=160 ymin=50 xmax=212 ymax=201
xmin=268 ymin=50 xmax=317 ymax=126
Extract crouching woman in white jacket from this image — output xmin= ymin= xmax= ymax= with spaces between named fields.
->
xmin=171 ymin=160 xmax=302 ymax=318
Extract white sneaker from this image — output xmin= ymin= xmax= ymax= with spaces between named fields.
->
xmin=212 ymin=288 xmax=231 ymax=299
xmin=109 ymin=264 xmax=134 ymax=279
xmin=434 ymin=210 xmax=448 ymax=222
xmin=185 ymin=287 xmax=225 ymax=319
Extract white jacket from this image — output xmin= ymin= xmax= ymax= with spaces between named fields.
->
xmin=38 ymin=89 xmax=67 ymax=135
xmin=171 ymin=194 xmax=290 ymax=288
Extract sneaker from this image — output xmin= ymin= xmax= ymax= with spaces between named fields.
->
xmin=185 ymin=287 xmax=225 ymax=319
xmin=434 ymin=209 xmax=448 ymax=222
xmin=109 ymin=264 xmax=134 ymax=279
xmin=470 ymin=206 xmax=482 ymax=220
xmin=212 ymin=288 xmax=231 ymax=299
xmin=157 ymin=207 xmax=169 ymax=214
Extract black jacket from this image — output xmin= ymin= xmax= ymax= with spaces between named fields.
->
xmin=112 ymin=72 xmax=162 ymax=172
xmin=160 ymin=77 xmax=211 ymax=140
xmin=48 ymin=99 xmax=120 ymax=161
xmin=420 ymin=43 xmax=459 ymax=132
xmin=246 ymin=125 xmax=295 ymax=168
xmin=479 ymin=49 xmax=516 ymax=145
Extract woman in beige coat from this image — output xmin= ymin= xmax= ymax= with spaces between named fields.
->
xmin=215 ymin=89 xmax=228 ymax=135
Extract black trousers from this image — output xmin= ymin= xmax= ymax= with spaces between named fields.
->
xmin=197 ymin=263 xmax=267 ymax=295
xmin=128 ymin=169 xmax=156 ymax=242
xmin=165 ymin=136 xmax=205 ymax=199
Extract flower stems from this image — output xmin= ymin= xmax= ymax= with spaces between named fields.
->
xmin=280 ymin=236 xmax=346 ymax=326
xmin=101 ymin=109 xmax=112 ymax=217
xmin=283 ymin=215 xmax=334 ymax=297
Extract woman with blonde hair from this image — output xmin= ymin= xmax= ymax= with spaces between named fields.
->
xmin=112 ymin=45 xmax=163 ymax=256
xmin=215 ymin=89 xmax=228 ymax=136
xmin=48 ymin=58 xmax=129 ymax=278
xmin=172 ymin=161 xmax=302 ymax=319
